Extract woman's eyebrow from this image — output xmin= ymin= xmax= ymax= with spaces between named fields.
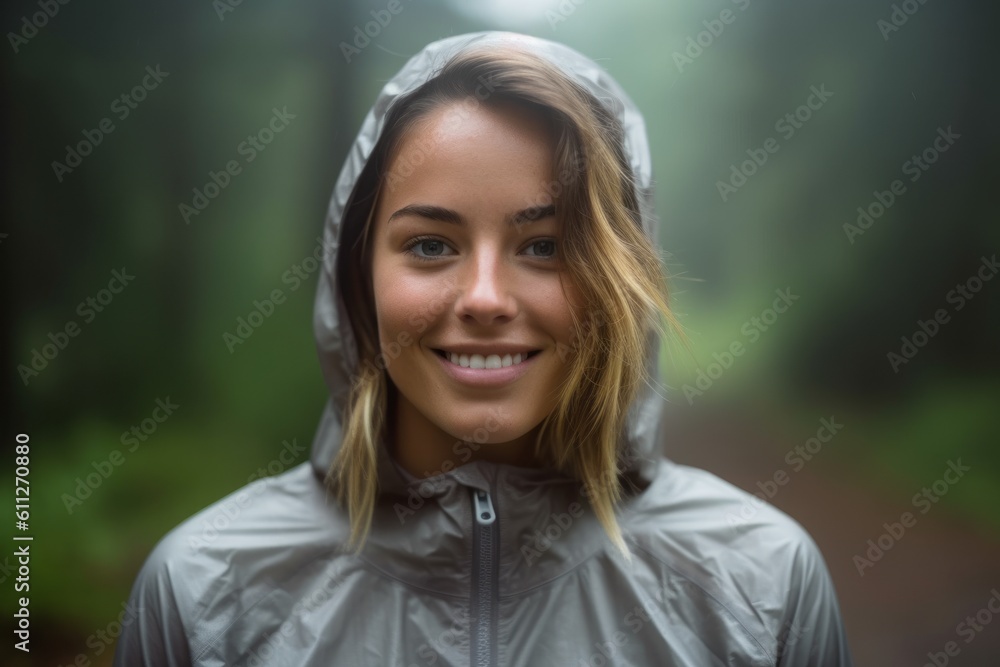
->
xmin=510 ymin=203 xmax=556 ymax=226
xmin=388 ymin=204 xmax=463 ymax=225
xmin=387 ymin=203 xmax=556 ymax=227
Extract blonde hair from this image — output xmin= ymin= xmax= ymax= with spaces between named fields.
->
xmin=329 ymin=45 xmax=681 ymax=558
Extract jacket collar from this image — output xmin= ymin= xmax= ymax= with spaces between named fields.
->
xmin=359 ymin=446 xmax=618 ymax=597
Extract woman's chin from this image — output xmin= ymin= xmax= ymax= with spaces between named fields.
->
xmin=439 ymin=414 xmax=546 ymax=456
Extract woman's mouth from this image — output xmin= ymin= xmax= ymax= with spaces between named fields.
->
xmin=434 ymin=350 xmax=539 ymax=369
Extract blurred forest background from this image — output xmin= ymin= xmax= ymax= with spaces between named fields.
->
xmin=3 ymin=0 xmax=998 ymax=665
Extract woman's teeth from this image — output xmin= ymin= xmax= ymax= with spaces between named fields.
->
xmin=447 ymin=352 xmax=526 ymax=369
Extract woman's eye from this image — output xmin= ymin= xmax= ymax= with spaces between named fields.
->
xmin=405 ymin=238 xmax=453 ymax=259
xmin=523 ymin=239 xmax=557 ymax=258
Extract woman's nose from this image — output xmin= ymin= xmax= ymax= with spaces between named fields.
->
xmin=453 ymin=250 xmax=517 ymax=325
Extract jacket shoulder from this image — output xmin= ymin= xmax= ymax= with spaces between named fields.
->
xmin=113 ymin=463 xmax=349 ymax=666
xmin=627 ymin=459 xmax=818 ymax=555
xmin=623 ymin=459 xmax=853 ymax=666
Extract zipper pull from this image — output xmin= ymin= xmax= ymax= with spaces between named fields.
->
xmin=472 ymin=488 xmax=496 ymax=526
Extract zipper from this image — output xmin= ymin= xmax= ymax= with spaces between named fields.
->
xmin=470 ymin=487 xmax=498 ymax=667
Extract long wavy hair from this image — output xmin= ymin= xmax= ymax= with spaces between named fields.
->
xmin=329 ymin=44 xmax=680 ymax=559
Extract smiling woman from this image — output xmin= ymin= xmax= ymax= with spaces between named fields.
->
xmin=114 ymin=31 xmax=853 ymax=666
xmin=370 ymin=98 xmax=582 ymax=481
xmin=333 ymin=46 xmax=674 ymax=563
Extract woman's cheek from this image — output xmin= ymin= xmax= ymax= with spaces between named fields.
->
xmin=529 ymin=276 xmax=577 ymax=346
xmin=406 ymin=311 xmax=428 ymax=333
xmin=378 ymin=268 xmax=448 ymax=340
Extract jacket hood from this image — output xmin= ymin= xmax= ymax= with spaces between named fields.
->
xmin=309 ymin=30 xmax=666 ymax=497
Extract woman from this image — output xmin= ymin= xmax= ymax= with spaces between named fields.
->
xmin=115 ymin=31 xmax=853 ymax=666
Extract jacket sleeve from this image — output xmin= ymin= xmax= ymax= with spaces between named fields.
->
xmin=113 ymin=540 xmax=194 ymax=667
xmin=776 ymin=532 xmax=853 ymax=667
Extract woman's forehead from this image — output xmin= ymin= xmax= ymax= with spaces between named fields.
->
xmin=378 ymin=101 xmax=560 ymax=222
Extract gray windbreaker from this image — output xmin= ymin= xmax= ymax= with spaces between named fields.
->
xmin=114 ymin=31 xmax=853 ymax=667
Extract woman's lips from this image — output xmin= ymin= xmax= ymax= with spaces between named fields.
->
xmin=432 ymin=349 xmax=538 ymax=387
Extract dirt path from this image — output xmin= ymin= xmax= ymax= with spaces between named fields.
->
xmin=661 ymin=403 xmax=1000 ymax=666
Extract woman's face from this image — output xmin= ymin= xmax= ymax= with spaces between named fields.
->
xmin=370 ymin=98 xmax=580 ymax=465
